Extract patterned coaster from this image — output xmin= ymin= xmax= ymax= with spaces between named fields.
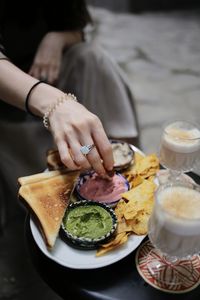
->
xmin=135 ymin=240 xmax=200 ymax=294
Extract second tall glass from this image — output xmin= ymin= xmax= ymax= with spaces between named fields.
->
xmin=159 ymin=120 xmax=200 ymax=179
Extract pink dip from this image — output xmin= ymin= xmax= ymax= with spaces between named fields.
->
xmin=79 ymin=173 xmax=128 ymax=203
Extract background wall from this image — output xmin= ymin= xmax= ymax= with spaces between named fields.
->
xmin=87 ymin=0 xmax=200 ymax=12
xmin=87 ymin=0 xmax=131 ymax=12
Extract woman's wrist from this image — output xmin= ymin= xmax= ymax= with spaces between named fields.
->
xmin=27 ymin=82 xmax=65 ymax=117
xmin=59 ymin=31 xmax=82 ymax=49
xmin=43 ymin=93 xmax=77 ymax=130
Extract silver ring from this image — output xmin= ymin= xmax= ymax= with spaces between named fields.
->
xmin=80 ymin=144 xmax=95 ymax=156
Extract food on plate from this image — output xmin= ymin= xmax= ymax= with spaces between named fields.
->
xmin=123 ymin=153 xmax=159 ymax=185
xmin=75 ymin=171 xmax=129 ymax=206
xmin=96 ymin=232 xmax=129 ymax=257
xmin=111 ymin=140 xmax=134 ymax=170
xmin=122 ymin=180 xmax=156 ymax=218
xmin=18 ymin=168 xmax=69 ymax=185
xmin=46 ymin=139 xmax=134 ymax=171
xmin=96 ymin=153 xmax=159 ymax=256
xmin=60 ymin=201 xmax=117 ymax=249
xmin=20 ymin=146 xmax=160 ymax=257
xmin=18 ymin=170 xmax=80 ymax=248
xmin=46 ymin=149 xmax=66 ymax=170
xmin=65 ymin=205 xmax=112 ymax=238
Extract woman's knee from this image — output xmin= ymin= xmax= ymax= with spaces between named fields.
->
xmin=71 ymin=41 xmax=105 ymax=65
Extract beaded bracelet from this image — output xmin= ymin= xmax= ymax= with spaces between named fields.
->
xmin=43 ymin=93 xmax=77 ymax=130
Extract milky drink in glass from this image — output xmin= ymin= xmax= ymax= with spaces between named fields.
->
xmin=148 ymin=182 xmax=200 ymax=258
xmin=159 ymin=122 xmax=200 ymax=172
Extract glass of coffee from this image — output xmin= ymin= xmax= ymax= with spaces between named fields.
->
xmin=148 ymin=179 xmax=200 ymax=286
xmin=159 ymin=120 xmax=200 ymax=179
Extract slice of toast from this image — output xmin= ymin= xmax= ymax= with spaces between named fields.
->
xmin=19 ymin=170 xmax=80 ymax=248
xmin=18 ymin=168 xmax=69 ymax=186
xmin=46 ymin=149 xmax=64 ymax=170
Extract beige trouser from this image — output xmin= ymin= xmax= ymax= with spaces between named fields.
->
xmin=58 ymin=41 xmax=139 ymax=138
xmin=0 ymin=41 xmax=139 ymax=227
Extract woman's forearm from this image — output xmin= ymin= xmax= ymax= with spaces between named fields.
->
xmin=0 ymin=59 xmax=64 ymax=116
xmin=0 ymin=59 xmax=38 ymax=109
xmin=0 ymin=58 xmax=114 ymax=174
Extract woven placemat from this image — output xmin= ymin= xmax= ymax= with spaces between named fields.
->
xmin=135 ymin=240 xmax=200 ymax=294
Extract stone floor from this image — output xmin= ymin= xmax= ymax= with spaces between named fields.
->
xmin=88 ymin=7 xmax=200 ymax=173
xmin=1 ymin=6 xmax=200 ymax=300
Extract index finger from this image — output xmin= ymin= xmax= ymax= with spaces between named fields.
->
xmin=92 ymin=123 xmax=114 ymax=171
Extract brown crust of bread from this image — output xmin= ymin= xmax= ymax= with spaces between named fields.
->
xmin=19 ymin=171 xmax=80 ymax=248
xmin=18 ymin=169 xmax=69 ymax=186
xmin=46 ymin=149 xmax=64 ymax=170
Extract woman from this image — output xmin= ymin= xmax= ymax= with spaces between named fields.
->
xmin=0 ymin=0 xmax=139 ymax=224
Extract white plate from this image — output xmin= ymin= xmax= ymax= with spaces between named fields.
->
xmin=30 ymin=218 xmax=145 ymax=269
xmin=30 ymin=145 xmax=146 ymax=269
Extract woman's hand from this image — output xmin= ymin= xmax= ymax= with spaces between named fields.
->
xmin=49 ymin=97 xmax=114 ymax=175
xmin=0 ymin=59 xmax=113 ymax=175
xmin=29 ymin=31 xmax=82 ymax=84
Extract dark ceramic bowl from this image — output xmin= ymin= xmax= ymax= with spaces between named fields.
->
xmin=75 ymin=171 xmax=130 ymax=207
xmin=60 ymin=200 xmax=117 ymax=250
xmin=110 ymin=139 xmax=134 ymax=171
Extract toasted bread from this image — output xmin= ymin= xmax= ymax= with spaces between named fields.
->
xmin=19 ymin=171 xmax=80 ymax=248
xmin=46 ymin=149 xmax=64 ymax=170
xmin=18 ymin=168 xmax=69 ymax=186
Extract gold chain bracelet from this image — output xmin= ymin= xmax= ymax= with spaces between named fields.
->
xmin=43 ymin=93 xmax=77 ymax=130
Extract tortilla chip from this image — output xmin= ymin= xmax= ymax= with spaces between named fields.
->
xmin=96 ymin=152 xmax=159 ymax=256
xmin=100 ymin=232 xmax=127 ymax=248
xmin=121 ymin=180 xmax=155 ymax=222
xmin=127 ymin=210 xmax=150 ymax=235
xmin=132 ymin=174 xmax=144 ymax=186
xmin=114 ymin=199 xmax=127 ymax=221
xmin=135 ymin=152 xmax=145 ymax=163
xmin=122 ymin=152 xmax=144 ymax=176
xmin=123 ymin=153 xmax=159 ymax=186
xmin=116 ymin=218 xmax=132 ymax=234
xmin=136 ymin=154 xmax=159 ymax=178
xmin=96 ymin=233 xmax=128 ymax=256
xmin=122 ymin=179 xmax=156 ymax=202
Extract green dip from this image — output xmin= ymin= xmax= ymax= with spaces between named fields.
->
xmin=64 ymin=205 xmax=113 ymax=239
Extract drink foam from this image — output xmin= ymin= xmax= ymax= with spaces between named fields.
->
xmin=157 ymin=186 xmax=200 ymax=235
xmin=163 ymin=126 xmax=200 ymax=153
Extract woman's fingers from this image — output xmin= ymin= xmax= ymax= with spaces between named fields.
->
xmin=29 ymin=64 xmax=40 ymax=79
xmin=29 ymin=62 xmax=58 ymax=84
xmin=48 ymin=65 xmax=60 ymax=85
xmin=40 ymin=67 xmax=48 ymax=82
xmin=71 ymin=113 xmax=113 ymax=174
xmin=91 ymin=118 xmax=114 ymax=171
xmin=67 ymin=139 xmax=92 ymax=170
xmin=56 ymin=140 xmax=80 ymax=170
xmin=78 ymin=136 xmax=107 ymax=175
xmin=49 ymin=100 xmax=114 ymax=174
xmin=53 ymin=125 xmax=92 ymax=171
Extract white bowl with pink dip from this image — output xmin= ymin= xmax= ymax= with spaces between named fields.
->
xmin=75 ymin=171 xmax=130 ymax=207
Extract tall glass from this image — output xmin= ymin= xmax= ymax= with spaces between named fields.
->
xmin=148 ymin=179 xmax=200 ymax=285
xmin=159 ymin=120 xmax=200 ymax=179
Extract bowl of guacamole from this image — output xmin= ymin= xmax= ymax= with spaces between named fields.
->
xmin=60 ymin=200 xmax=117 ymax=249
